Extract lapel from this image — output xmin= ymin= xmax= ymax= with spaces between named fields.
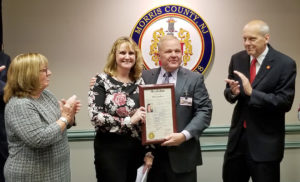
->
xmin=240 ymin=52 xmax=251 ymax=81
xmin=150 ymin=67 xmax=186 ymax=105
xmin=175 ymin=67 xmax=187 ymax=105
xmin=149 ymin=67 xmax=161 ymax=84
xmin=252 ymin=45 xmax=274 ymax=88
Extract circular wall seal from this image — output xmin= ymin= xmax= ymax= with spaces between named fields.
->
xmin=130 ymin=4 xmax=214 ymax=74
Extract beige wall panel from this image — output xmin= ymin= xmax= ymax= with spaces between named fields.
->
xmin=3 ymin=0 xmax=300 ymax=129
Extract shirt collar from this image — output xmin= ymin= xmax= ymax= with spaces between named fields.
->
xmin=250 ymin=46 xmax=269 ymax=65
xmin=160 ymin=67 xmax=179 ymax=79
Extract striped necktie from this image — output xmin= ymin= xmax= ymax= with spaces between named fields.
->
xmin=163 ymin=72 xmax=172 ymax=84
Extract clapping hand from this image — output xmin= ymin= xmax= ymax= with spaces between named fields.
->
xmin=59 ymin=95 xmax=81 ymax=125
xmin=233 ymin=70 xmax=253 ymax=96
xmin=225 ymin=78 xmax=240 ymax=96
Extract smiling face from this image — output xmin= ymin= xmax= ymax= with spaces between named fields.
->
xmin=158 ymin=36 xmax=182 ymax=72
xmin=115 ymin=42 xmax=136 ymax=72
xmin=242 ymin=21 xmax=270 ymax=58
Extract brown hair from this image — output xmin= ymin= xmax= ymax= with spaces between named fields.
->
xmin=4 ymin=53 xmax=48 ymax=102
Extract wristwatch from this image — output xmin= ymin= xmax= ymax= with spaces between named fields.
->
xmin=60 ymin=117 xmax=69 ymax=126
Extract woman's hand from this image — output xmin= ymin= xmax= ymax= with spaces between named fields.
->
xmin=59 ymin=95 xmax=81 ymax=126
xmin=130 ymin=107 xmax=146 ymax=124
xmin=66 ymin=95 xmax=81 ymax=113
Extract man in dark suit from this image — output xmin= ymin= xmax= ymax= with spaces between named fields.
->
xmin=0 ymin=50 xmax=10 ymax=182
xmin=223 ymin=20 xmax=297 ymax=182
xmin=142 ymin=35 xmax=212 ymax=182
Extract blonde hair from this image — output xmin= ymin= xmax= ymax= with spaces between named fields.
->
xmin=103 ymin=37 xmax=143 ymax=81
xmin=4 ymin=53 xmax=48 ymax=103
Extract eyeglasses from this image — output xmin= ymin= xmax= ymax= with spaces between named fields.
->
xmin=40 ymin=68 xmax=50 ymax=74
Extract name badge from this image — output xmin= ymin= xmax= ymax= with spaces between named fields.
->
xmin=180 ymin=97 xmax=192 ymax=106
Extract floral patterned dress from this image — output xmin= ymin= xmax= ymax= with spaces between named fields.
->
xmin=88 ymin=73 xmax=144 ymax=138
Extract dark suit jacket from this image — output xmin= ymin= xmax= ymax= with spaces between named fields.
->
xmin=142 ymin=66 xmax=212 ymax=173
xmin=0 ymin=51 xmax=10 ymax=173
xmin=224 ymin=45 xmax=296 ymax=162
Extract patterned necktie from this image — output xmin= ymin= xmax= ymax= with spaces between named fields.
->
xmin=250 ymin=58 xmax=257 ymax=84
xmin=163 ymin=72 xmax=172 ymax=84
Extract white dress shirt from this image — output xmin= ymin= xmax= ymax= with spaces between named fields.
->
xmin=251 ymin=46 xmax=269 ymax=74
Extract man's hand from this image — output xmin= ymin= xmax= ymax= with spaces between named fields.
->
xmin=89 ymin=76 xmax=97 ymax=88
xmin=225 ymin=78 xmax=240 ymax=96
xmin=233 ymin=70 xmax=252 ymax=96
xmin=0 ymin=65 xmax=6 ymax=72
xmin=161 ymin=133 xmax=186 ymax=146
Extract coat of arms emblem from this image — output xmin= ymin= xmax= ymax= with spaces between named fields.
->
xmin=131 ymin=5 xmax=214 ymax=74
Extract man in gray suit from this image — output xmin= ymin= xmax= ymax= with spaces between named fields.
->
xmin=142 ymin=35 xmax=212 ymax=182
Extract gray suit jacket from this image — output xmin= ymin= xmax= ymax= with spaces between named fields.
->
xmin=142 ymin=66 xmax=212 ymax=173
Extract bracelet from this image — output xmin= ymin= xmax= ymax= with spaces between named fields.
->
xmin=60 ymin=117 xmax=69 ymax=126
xmin=124 ymin=116 xmax=131 ymax=125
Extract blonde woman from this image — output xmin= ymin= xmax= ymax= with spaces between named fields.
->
xmin=88 ymin=37 xmax=153 ymax=182
xmin=3 ymin=53 xmax=80 ymax=182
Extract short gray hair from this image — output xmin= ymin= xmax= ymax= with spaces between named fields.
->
xmin=157 ymin=35 xmax=180 ymax=51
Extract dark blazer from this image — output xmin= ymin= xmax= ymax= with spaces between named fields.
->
xmin=0 ymin=51 xmax=10 ymax=144
xmin=0 ymin=51 xmax=10 ymax=182
xmin=224 ymin=45 xmax=296 ymax=162
xmin=142 ymin=66 xmax=212 ymax=173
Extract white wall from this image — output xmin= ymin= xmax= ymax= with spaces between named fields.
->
xmin=3 ymin=0 xmax=300 ymax=129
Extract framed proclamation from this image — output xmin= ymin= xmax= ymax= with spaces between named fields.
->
xmin=139 ymin=84 xmax=177 ymax=145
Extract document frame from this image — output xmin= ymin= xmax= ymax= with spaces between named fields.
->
xmin=139 ymin=84 xmax=177 ymax=145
